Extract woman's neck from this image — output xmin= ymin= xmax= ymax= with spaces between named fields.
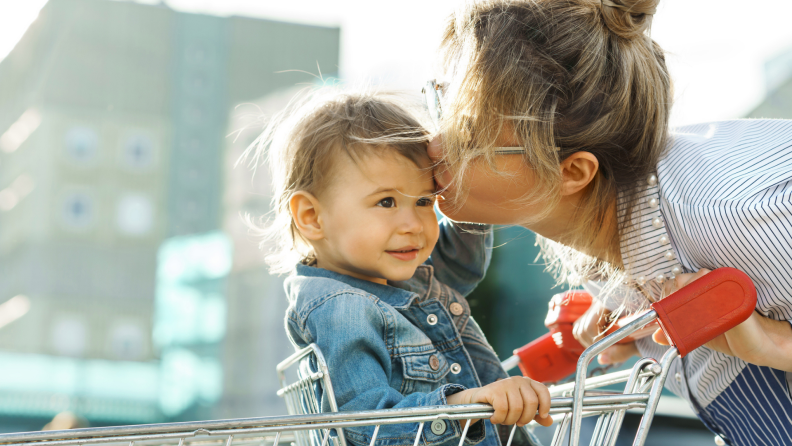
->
xmin=527 ymin=192 xmax=623 ymax=268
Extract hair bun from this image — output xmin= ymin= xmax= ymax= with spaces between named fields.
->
xmin=600 ymin=0 xmax=658 ymax=40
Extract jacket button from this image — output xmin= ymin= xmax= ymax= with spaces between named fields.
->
xmin=427 ymin=314 xmax=438 ymax=325
xmin=675 ymin=372 xmax=682 ymax=383
xmin=450 ymin=363 xmax=461 ymax=374
xmin=430 ymin=419 xmax=447 ymax=435
xmin=449 ymin=302 xmax=464 ymax=316
xmin=429 ymin=355 xmax=440 ymax=370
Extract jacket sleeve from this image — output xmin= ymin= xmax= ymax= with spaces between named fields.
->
xmin=426 ymin=218 xmax=493 ymax=297
xmin=299 ymin=292 xmax=487 ymax=446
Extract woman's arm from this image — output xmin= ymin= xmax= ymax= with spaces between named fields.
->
xmin=655 ymin=269 xmax=792 ymax=372
xmin=425 ymin=217 xmax=493 ymax=297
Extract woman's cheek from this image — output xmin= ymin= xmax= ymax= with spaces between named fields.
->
xmin=433 ymin=165 xmax=454 ymax=194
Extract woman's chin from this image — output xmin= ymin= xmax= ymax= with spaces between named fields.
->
xmin=438 ymin=200 xmax=488 ymax=224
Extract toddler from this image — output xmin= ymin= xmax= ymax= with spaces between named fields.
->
xmin=252 ymin=89 xmax=551 ymax=446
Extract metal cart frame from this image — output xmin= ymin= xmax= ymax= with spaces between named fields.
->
xmin=0 ymin=268 xmax=755 ymax=446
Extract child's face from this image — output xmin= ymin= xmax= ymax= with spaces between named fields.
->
xmin=312 ymin=151 xmax=439 ymax=285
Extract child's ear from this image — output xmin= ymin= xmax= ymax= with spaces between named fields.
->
xmin=559 ymin=151 xmax=599 ymax=196
xmin=289 ymin=191 xmax=324 ymax=241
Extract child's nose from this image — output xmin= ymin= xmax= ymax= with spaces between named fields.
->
xmin=397 ymin=208 xmax=423 ymax=234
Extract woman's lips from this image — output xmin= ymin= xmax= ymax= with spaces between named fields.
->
xmin=386 ymin=249 xmax=419 ymax=261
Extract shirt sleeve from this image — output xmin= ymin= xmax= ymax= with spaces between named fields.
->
xmin=300 ymin=292 xmax=487 ymax=446
xmin=426 ymin=217 xmax=493 ymax=297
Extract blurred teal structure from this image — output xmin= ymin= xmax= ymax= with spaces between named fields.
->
xmin=154 ymin=232 xmax=231 ymax=419
xmin=0 ymin=0 xmax=339 ymax=431
xmin=467 ymin=226 xmax=560 ymax=365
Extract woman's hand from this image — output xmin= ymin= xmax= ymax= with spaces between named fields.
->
xmin=446 ymin=376 xmax=553 ymax=427
xmin=572 ymin=300 xmax=640 ymax=365
xmin=655 ymin=269 xmax=792 ymax=372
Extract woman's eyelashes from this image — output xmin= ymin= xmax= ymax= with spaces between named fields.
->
xmin=416 ymin=196 xmax=436 ymax=207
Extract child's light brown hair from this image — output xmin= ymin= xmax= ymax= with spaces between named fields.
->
xmin=242 ymin=88 xmax=432 ymax=274
xmin=437 ymin=0 xmax=671 ymax=289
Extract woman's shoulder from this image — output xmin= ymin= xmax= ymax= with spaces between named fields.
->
xmin=658 ymin=119 xmax=792 ymax=205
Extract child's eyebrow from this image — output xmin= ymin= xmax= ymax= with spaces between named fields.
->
xmin=366 ymin=187 xmax=437 ymax=197
xmin=366 ymin=187 xmax=397 ymax=197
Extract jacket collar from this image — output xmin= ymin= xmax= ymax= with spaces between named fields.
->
xmin=293 ymin=263 xmax=438 ymax=309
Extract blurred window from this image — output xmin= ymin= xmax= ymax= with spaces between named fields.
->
xmin=122 ymin=133 xmax=155 ymax=170
xmin=61 ymin=192 xmax=93 ymax=229
xmin=51 ymin=318 xmax=87 ymax=357
xmin=109 ymin=323 xmax=145 ymax=360
xmin=65 ymin=127 xmax=98 ymax=164
xmin=116 ymin=193 xmax=154 ymax=236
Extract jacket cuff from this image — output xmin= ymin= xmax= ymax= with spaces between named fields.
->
xmin=420 ymin=385 xmax=486 ymax=446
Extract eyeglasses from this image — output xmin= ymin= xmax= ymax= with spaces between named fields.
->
xmin=422 ymin=79 xmax=525 ymax=155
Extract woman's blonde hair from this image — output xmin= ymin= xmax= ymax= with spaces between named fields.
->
xmin=241 ymin=88 xmax=431 ymax=274
xmin=438 ymin=0 xmax=671 ymax=287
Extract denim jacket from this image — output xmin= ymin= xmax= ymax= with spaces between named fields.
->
xmin=285 ymin=219 xmax=541 ymax=446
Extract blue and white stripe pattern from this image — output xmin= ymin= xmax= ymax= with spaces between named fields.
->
xmin=605 ymin=119 xmax=792 ymax=445
xmin=700 ymin=364 xmax=792 ymax=445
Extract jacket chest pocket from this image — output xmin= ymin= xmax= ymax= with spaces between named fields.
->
xmin=394 ymin=350 xmax=451 ymax=395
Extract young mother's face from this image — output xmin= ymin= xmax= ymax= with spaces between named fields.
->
xmin=427 ymin=133 xmax=539 ymax=225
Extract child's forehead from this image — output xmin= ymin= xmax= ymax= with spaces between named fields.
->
xmin=328 ymin=149 xmax=434 ymax=192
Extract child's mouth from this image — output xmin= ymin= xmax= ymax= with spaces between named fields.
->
xmin=386 ymin=248 xmax=419 ymax=261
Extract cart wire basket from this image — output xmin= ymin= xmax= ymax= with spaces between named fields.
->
xmin=0 ymin=268 xmax=756 ymax=446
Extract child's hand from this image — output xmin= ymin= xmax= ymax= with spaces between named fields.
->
xmin=446 ymin=376 xmax=553 ymax=427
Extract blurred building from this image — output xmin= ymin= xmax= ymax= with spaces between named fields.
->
xmin=0 ymin=0 xmax=338 ymax=430
xmin=746 ymin=46 xmax=792 ymax=119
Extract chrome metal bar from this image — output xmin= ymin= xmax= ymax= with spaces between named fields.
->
xmin=272 ymin=432 xmax=281 ymax=446
xmin=1 ymin=404 xmax=650 ymax=446
xmin=319 ymin=428 xmax=330 ymax=446
xmin=569 ymin=310 xmax=658 ymax=446
xmin=604 ymin=359 xmax=660 ymax=446
xmin=589 ymin=412 xmax=611 ymax=446
xmin=500 ymin=355 xmax=521 ymax=371
xmin=367 ymin=426 xmax=379 ymax=446
xmin=505 ymin=425 xmax=517 ymax=446
xmin=0 ymin=397 xmax=652 ymax=446
xmin=552 ymin=394 xmax=648 ymax=408
xmin=412 ymin=422 xmax=424 ymax=446
xmin=276 ymin=372 xmax=323 ymax=397
xmin=456 ymin=420 xmax=471 ymax=446
xmin=551 ymin=414 xmax=571 ymax=446
xmin=548 ymin=369 xmax=657 ymax=398
xmin=632 ymin=348 xmax=679 ymax=446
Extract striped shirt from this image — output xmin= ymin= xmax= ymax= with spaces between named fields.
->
xmin=588 ymin=119 xmax=792 ymax=408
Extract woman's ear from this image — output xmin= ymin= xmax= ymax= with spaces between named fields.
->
xmin=289 ymin=191 xmax=324 ymax=241
xmin=559 ymin=152 xmax=599 ymax=196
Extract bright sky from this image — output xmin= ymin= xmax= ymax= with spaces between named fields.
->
xmin=2 ymin=0 xmax=792 ymax=127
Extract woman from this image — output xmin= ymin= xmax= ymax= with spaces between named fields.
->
xmin=427 ymin=0 xmax=792 ymax=445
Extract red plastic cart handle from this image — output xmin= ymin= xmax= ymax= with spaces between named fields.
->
xmin=651 ymin=267 xmax=756 ymax=357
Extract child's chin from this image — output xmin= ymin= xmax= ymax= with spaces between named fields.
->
xmin=384 ymin=269 xmax=418 ymax=282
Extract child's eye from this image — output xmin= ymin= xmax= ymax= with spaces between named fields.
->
xmin=377 ymin=197 xmax=396 ymax=208
xmin=416 ymin=197 xmax=435 ymax=207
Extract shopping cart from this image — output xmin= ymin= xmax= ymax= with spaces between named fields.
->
xmin=0 ymin=268 xmax=756 ymax=446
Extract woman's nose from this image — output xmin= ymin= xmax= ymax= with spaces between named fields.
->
xmin=427 ymin=136 xmax=444 ymax=162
